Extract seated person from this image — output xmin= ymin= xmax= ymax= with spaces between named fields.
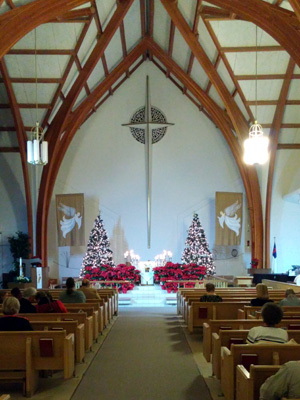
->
xmin=78 ymin=279 xmax=100 ymax=300
xmin=59 ymin=277 xmax=86 ymax=303
xmin=0 ymin=297 xmax=33 ymax=331
xmin=35 ymin=291 xmax=68 ymax=313
xmin=200 ymin=283 xmax=222 ymax=302
xmin=279 ymin=289 xmax=300 ymax=306
xmin=246 ymin=303 xmax=288 ymax=344
xmin=250 ymin=283 xmax=273 ymax=306
xmin=19 ymin=287 xmax=37 ymax=313
xmin=260 ymin=360 xmax=300 ymax=400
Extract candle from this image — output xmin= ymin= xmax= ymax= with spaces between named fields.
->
xmin=19 ymin=257 xmax=22 ymax=267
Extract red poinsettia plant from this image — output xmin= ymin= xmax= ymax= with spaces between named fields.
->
xmin=153 ymin=262 xmax=206 ymax=293
xmin=82 ymin=264 xmax=141 ymax=293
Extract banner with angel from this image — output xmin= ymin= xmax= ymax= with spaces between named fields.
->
xmin=215 ymin=192 xmax=243 ymax=246
xmin=56 ymin=193 xmax=84 ymax=247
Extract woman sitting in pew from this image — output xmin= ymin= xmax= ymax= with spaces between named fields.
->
xmin=59 ymin=277 xmax=86 ymax=303
xmin=246 ymin=303 xmax=288 ymax=345
xmin=0 ymin=297 xmax=33 ymax=331
xmin=250 ymin=283 xmax=273 ymax=306
xmin=35 ymin=291 xmax=68 ymax=313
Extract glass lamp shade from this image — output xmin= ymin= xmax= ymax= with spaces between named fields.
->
xmin=27 ymin=141 xmax=34 ymax=163
xmin=244 ymin=135 xmax=269 ymax=165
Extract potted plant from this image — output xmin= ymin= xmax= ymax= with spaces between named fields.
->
xmin=7 ymin=231 xmax=30 ymax=277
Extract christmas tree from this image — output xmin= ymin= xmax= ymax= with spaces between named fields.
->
xmin=80 ymin=214 xmax=114 ymax=276
xmin=181 ymin=213 xmax=215 ymax=275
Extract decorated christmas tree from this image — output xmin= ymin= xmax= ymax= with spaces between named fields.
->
xmin=80 ymin=214 xmax=114 ymax=276
xmin=181 ymin=213 xmax=215 ymax=275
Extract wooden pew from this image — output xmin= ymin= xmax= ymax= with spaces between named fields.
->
xmin=63 ymin=305 xmax=98 ymax=341
xmin=221 ymin=343 xmax=300 ymax=400
xmin=17 ymin=313 xmax=93 ymax=352
xmin=236 ymin=364 xmax=280 ymax=400
xmin=240 ymin=305 xmax=300 ymax=319
xmin=30 ymin=320 xmax=85 ymax=363
xmin=0 ymin=395 xmax=10 ymax=400
xmin=212 ymin=329 xmax=300 ymax=379
xmin=0 ymin=335 xmax=38 ymax=397
xmin=188 ymin=302 xmax=251 ymax=333
xmin=204 ymin=319 xmax=300 ymax=362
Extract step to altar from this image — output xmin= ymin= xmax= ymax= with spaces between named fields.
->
xmin=118 ymin=284 xmax=176 ymax=307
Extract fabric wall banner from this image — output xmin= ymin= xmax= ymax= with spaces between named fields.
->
xmin=56 ymin=193 xmax=84 ymax=247
xmin=215 ymin=192 xmax=243 ymax=245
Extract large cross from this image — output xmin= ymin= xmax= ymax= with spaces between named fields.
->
xmin=122 ymin=76 xmax=174 ymax=248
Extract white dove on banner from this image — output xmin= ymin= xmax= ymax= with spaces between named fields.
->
xmin=217 ymin=200 xmax=241 ymax=236
xmin=58 ymin=203 xmax=82 ymax=238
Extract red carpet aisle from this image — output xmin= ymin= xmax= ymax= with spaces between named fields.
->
xmin=71 ymin=307 xmax=212 ymax=400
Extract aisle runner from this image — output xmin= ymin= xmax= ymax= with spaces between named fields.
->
xmin=72 ymin=307 xmax=212 ymax=400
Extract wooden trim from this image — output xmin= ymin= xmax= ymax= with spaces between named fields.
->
xmin=265 ymin=58 xmax=295 ymax=268
xmin=140 ymin=0 xmax=146 ymax=37
xmin=0 ymin=146 xmax=19 ymax=152
xmin=36 ymin=39 xmax=147 ymax=264
xmin=0 ymin=77 xmax=63 ymax=84
xmin=247 ymin=100 xmax=300 ymax=106
xmin=263 ymin=123 xmax=300 ymax=129
xmin=236 ymin=74 xmax=300 ymax=80
xmin=289 ymin=0 xmax=300 ymax=22
xmin=8 ymin=49 xmax=75 ymax=55
xmin=0 ymin=59 xmax=33 ymax=254
xmin=278 ymin=143 xmax=300 ymax=149
xmin=0 ymin=0 xmax=89 ymax=58
xmin=221 ymin=46 xmax=284 ymax=53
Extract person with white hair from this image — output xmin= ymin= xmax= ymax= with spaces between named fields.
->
xmin=19 ymin=287 xmax=37 ymax=313
xmin=0 ymin=297 xmax=33 ymax=331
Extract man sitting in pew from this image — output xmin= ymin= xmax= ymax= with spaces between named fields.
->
xmin=78 ymin=279 xmax=100 ymax=300
xmin=260 ymin=361 xmax=300 ymax=400
xmin=35 ymin=291 xmax=68 ymax=313
xmin=200 ymin=283 xmax=223 ymax=302
xmin=0 ymin=297 xmax=33 ymax=331
xmin=247 ymin=303 xmax=288 ymax=344
xmin=279 ymin=289 xmax=300 ymax=307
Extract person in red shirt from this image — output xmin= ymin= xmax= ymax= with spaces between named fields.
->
xmin=35 ymin=291 xmax=67 ymax=313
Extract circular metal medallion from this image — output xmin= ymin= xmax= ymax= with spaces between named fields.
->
xmin=130 ymin=106 xmax=167 ymax=144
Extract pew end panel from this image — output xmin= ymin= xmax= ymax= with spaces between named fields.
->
xmin=236 ymin=364 xmax=281 ymax=400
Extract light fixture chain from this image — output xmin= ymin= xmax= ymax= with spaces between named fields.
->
xmin=35 ymin=28 xmax=38 ymax=125
xmin=255 ymin=24 xmax=258 ymax=122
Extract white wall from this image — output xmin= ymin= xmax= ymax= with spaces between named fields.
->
xmin=49 ymin=61 xmax=248 ymax=279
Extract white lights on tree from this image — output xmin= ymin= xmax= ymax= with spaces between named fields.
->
xmin=244 ymin=121 xmax=269 ymax=165
xmin=27 ymin=122 xmax=48 ymax=165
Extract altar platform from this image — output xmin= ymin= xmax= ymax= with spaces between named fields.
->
xmin=118 ymin=284 xmax=176 ymax=307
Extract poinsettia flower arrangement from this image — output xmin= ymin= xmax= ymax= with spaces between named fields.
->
xmin=82 ymin=264 xmax=141 ymax=293
xmin=153 ymin=262 xmax=206 ymax=293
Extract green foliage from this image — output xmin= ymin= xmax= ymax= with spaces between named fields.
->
xmin=7 ymin=231 xmax=30 ymax=262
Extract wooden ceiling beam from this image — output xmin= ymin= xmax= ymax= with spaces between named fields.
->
xmin=149 ymin=0 xmax=154 ymax=37
xmin=51 ymin=7 xmax=95 ymax=22
xmin=0 ymin=77 xmax=63 ymax=84
xmin=0 ymin=0 xmax=5 ymax=7
xmin=161 ymin=0 xmax=248 ymax=139
xmin=36 ymin=39 xmax=147 ymax=264
xmin=247 ymin=100 xmax=300 ymax=106
xmin=203 ymin=18 xmax=254 ymax=125
xmin=221 ymin=46 xmax=284 ymax=53
xmin=0 ymin=0 xmax=89 ymax=59
xmin=0 ymin=103 xmax=52 ymax=109
xmin=8 ymin=49 xmax=75 ymax=55
xmin=5 ymin=0 xmax=15 ymax=9
xmin=278 ymin=143 xmax=300 ymax=149
xmin=236 ymin=74 xmax=300 ymax=80
xmin=263 ymin=123 xmax=300 ymax=128
xmin=0 ymin=147 xmax=19 ymax=152
xmin=289 ymin=0 xmax=300 ymax=22
xmin=0 ymin=59 xmax=33 ymax=254
xmin=166 ymin=21 xmax=175 ymax=77
xmin=147 ymin=36 xmax=263 ymax=266
xmin=140 ymin=0 xmax=146 ymax=37
xmin=45 ymin=0 xmax=134 ymax=145
xmin=182 ymin=0 xmax=202 ymax=94
xmin=41 ymin=18 xmax=93 ymax=130
xmin=207 ymin=0 xmax=300 ymax=67
xmin=265 ymin=58 xmax=295 ymax=269
xmin=74 ymin=55 xmax=90 ymax=96
xmin=205 ymin=53 xmax=221 ymax=94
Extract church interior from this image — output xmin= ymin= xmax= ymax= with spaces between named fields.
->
xmin=1 ymin=0 xmax=300 ymax=399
